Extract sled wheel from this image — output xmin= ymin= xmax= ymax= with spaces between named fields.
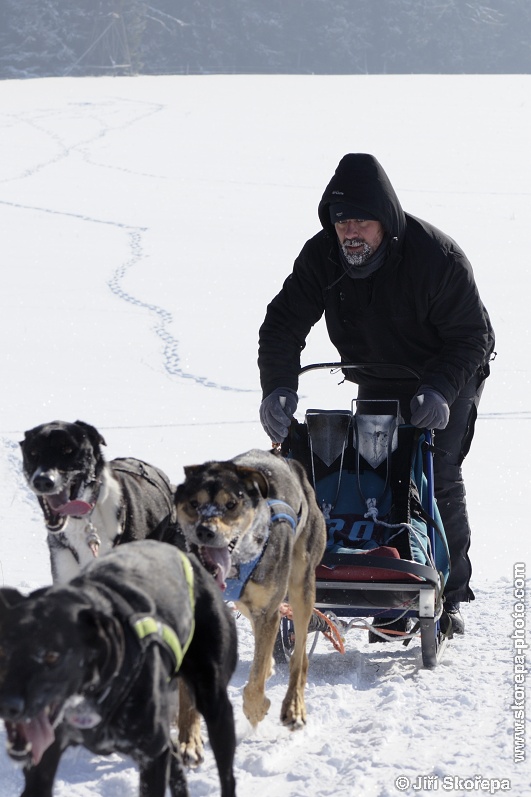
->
xmin=419 ymin=617 xmax=438 ymax=668
xmin=273 ymin=616 xmax=294 ymax=664
xmin=273 ymin=616 xmax=320 ymax=665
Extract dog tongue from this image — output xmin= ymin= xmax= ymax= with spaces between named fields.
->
xmin=57 ymin=500 xmax=93 ymax=516
xmin=45 ymin=491 xmax=92 ymax=516
xmin=206 ymin=547 xmax=232 ymax=591
xmin=23 ymin=710 xmax=55 ymax=765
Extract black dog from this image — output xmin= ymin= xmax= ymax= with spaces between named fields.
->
xmin=20 ymin=420 xmax=184 ymax=582
xmin=0 ymin=540 xmax=237 ymax=797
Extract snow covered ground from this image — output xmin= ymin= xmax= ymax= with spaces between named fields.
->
xmin=0 ymin=74 xmax=529 ymax=796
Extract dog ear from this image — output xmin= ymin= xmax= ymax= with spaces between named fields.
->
xmin=234 ymin=467 xmax=269 ymax=499
xmin=183 ymin=464 xmax=205 ymax=479
xmin=175 ymin=466 xmax=205 ymax=502
xmin=19 ymin=428 xmax=35 ymax=447
xmin=78 ymin=609 xmax=125 ymax=684
xmin=74 ymin=421 xmax=107 ymax=449
xmin=0 ymin=588 xmax=27 ymax=616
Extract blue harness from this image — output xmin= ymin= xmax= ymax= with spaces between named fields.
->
xmin=223 ymin=499 xmax=299 ymax=602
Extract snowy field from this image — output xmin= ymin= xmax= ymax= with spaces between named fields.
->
xmin=0 ymin=74 xmax=529 ymax=796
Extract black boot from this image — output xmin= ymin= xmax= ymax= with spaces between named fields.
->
xmin=444 ymin=601 xmax=465 ymax=635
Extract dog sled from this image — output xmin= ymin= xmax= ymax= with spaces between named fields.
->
xmin=277 ymin=362 xmax=452 ymax=669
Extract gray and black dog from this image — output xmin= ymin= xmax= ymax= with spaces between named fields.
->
xmin=20 ymin=420 xmax=184 ymax=582
xmin=175 ymin=448 xmax=327 ymax=744
xmin=0 ymin=540 xmax=237 ymax=797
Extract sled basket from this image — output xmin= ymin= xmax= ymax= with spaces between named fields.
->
xmin=279 ymin=362 xmax=451 ymax=668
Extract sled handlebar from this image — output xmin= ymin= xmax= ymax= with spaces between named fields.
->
xmin=299 ymin=361 xmax=421 ymax=380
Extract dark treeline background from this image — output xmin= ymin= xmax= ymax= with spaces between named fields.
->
xmin=1 ymin=0 xmax=530 ymax=79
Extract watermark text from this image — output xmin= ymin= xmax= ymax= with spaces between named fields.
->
xmin=395 ymin=775 xmax=510 ymax=792
xmin=512 ymin=562 xmax=527 ymax=763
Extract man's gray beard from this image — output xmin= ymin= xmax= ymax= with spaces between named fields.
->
xmin=341 ymin=240 xmax=373 ymax=266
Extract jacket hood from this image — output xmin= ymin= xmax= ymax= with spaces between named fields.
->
xmin=318 ymin=154 xmax=406 ymax=241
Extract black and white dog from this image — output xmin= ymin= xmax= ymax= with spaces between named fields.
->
xmin=20 ymin=420 xmax=183 ymax=582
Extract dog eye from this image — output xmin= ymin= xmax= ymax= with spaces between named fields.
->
xmin=32 ymin=650 xmax=60 ymax=666
xmin=225 ymin=500 xmax=238 ymax=511
xmin=189 ymin=500 xmax=199 ymax=510
xmin=43 ymin=651 xmax=60 ymax=666
xmin=62 ymin=447 xmax=73 ymax=455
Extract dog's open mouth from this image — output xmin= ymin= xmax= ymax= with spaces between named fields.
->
xmin=38 ymin=476 xmax=93 ymax=530
xmin=4 ymin=705 xmax=59 ymax=765
xmin=192 ymin=545 xmax=232 ymax=591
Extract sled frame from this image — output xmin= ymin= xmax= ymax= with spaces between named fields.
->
xmin=277 ymin=362 xmax=449 ymax=669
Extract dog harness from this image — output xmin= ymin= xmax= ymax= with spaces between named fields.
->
xmin=66 ymin=553 xmax=195 ymax=732
xmin=132 ymin=552 xmax=195 ymax=675
xmin=224 ymin=499 xmax=299 ymax=602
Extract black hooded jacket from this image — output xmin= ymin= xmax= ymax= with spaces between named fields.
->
xmin=258 ymin=154 xmax=494 ymax=406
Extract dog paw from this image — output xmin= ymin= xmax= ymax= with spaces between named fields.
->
xmin=243 ymin=685 xmax=271 ymax=726
xmin=179 ymin=738 xmax=205 ymax=768
xmin=282 ymin=713 xmax=306 ymax=731
xmin=280 ymin=698 xmax=307 ymax=731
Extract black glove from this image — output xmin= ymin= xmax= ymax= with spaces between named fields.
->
xmin=410 ymin=387 xmax=450 ymax=430
xmin=259 ymin=388 xmax=298 ymax=442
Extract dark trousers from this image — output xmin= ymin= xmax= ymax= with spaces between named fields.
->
xmin=357 ymin=375 xmax=485 ymax=603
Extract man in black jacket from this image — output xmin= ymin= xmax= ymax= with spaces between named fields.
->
xmin=258 ymin=154 xmax=494 ymax=634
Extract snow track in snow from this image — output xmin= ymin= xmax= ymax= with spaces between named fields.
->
xmin=106 ymin=227 xmax=253 ymax=392
xmin=1 ymin=95 xmax=252 ymax=395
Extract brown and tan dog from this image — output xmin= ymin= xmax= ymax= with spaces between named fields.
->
xmin=175 ymin=448 xmax=326 ymax=743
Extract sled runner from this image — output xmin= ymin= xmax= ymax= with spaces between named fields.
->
xmin=277 ymin=363 xmax=452 ymax=668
